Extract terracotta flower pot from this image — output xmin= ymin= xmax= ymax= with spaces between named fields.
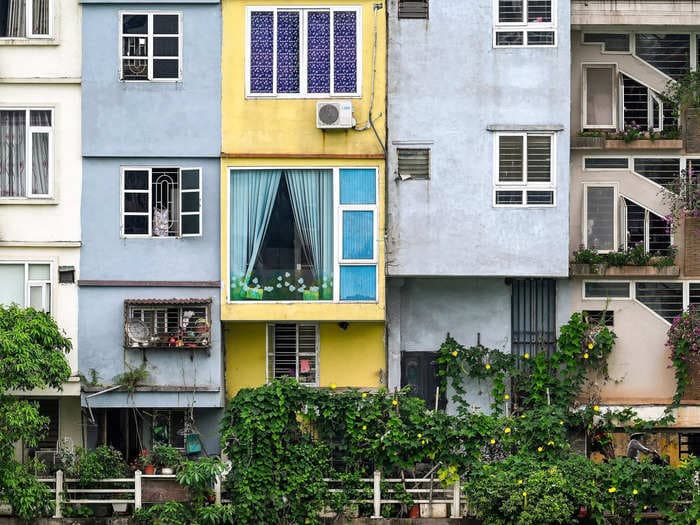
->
xmin=143 ymin=464 xmax=156 ymax=475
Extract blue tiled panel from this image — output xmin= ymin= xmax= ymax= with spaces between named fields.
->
xmin=339 ymin=168 xmax=376 ymax=205
xmin=340 ymin=265 xmax=376 ymax=301
xmin=343 ymin=210 xmax=373 ymax=259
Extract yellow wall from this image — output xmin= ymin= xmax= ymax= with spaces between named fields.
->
xmin=220 ymin=158 xmax=386 ymax=321
xmin=225 ymin=321 xmax=385 ymax=397
xmin=221 ymin=0 xmax=387 ymax=156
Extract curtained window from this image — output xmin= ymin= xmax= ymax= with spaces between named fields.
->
xmin=0 ymin=0 xmax=50 ymax=37
xmin=0 ymin=109 xmax=51 ymax=198
xmin=229 ymin=168 xmax=378 ymax=302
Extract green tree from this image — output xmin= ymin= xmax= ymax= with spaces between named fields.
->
xmin=0 ymin=305 xmax=72 ymax=519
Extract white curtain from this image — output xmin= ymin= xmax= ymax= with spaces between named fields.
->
xmin=285 ymin=169 xmax=334 ymax=284
xmin=31 ymin=111 xmax=50 ymax=195
xmin=6 ymin=0 xmax=25 ymax=37
xmin=230 ymin=170 xmax=282 ymax=283
xmin=32 ymin=0 xmax=48 ymax=35
xmin=0 ymin=111 xmax=26 ymax=197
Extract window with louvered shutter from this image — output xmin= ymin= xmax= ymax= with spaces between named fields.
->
xmin=495 ymin=133 xmax=554 ymax=207
xmin=268 ymin=323 xmax=318 ymax=386
xmin=398 ymin=0 xmax=428 ymax=19
xmin=397 ymin=148 xmax=430 ymax=180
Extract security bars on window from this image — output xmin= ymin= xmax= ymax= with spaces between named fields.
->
xmin=247 ymin=7 xmax=360 ymax=97
xmin=0 ymin=0 xmax=51 ymax=38
xmin=120 ymin=12 xmax=181 ymax=81
xmin=494 ymin=133 xmax=555 ymax=206
xmin=267 ymin=323 xmax=319 ymax=386
xmin=125 ymin=301 xmax=211 ymax=349
xmin=0 ymin=109 xmax=52 ymax=198
xmin=494 ymin=0 xmax=555 ymax=47
xmin=121 ymin=167 xmax=202 ymax=238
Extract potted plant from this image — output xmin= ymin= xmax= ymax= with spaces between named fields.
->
xmin=138 ymin=450 xmax=156 ymax=475
xmin=151 ymin=444 xmax=182 ymax=475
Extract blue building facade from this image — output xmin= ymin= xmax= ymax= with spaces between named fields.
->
xmin=386 ymin=0 xmax=571 ymax=410
xmin=79 ymin=0 xmax=222 ymax=457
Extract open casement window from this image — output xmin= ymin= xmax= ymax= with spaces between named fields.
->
xmin=229 ymin=167 xmax=378 ymax=302
xmin=583 ymin=65 xmax=617 ymax=129
xmin=267 ymin=323 xmax=319 ymax=386
xmin=621 ymin=197 xmax=672 ymax=254
xmin=0 ymin=262 xmax=51 ymax=311
xmin=494 ymin=0 xmax=555 ymax=47
xmin=120 ymin=12 xmax=181 ymax=81
xmin=121 ymin=167 xmax=202 ymax=238
xmin=0 ymin=109 xmax=52 ymax=198
xmin=494 ymin=133 xmax=555 ymax=207
xmin=124 ymin=299 xmax=211 ymax=349
xmin=584 ymin=184 xmax=617 ymax=252
xmin=247 ymin=7 xmax=360 ymax=97
xmin=0 ymin=0 xmax=51 ymax=38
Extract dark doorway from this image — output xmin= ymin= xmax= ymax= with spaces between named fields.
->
xmin=401 ymin=352 xmax=446 ymax=410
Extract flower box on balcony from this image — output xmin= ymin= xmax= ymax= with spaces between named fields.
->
xmin=571 ymin=136 xmax=606 ymax=149
xmin=604 ymin=139 xmax=684 ymax=150
xmin=570 ymin=263 xmax=680 ymax=277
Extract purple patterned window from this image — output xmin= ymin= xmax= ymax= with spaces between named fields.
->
xmin=248 ymin=7 xmax=359 ymax=96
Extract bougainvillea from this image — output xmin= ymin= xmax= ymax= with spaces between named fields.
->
xmin=666 ymin=304 xmax=700 ymax=405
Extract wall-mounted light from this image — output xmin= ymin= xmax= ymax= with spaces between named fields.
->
xmin=338 ymin=321 xmax=349 ymax=330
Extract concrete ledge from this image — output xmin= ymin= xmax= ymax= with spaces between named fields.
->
xmin=605 ymin=139 xmax=683 ymax=150
xmin=570 ymin=263 xmax=680 ymax=277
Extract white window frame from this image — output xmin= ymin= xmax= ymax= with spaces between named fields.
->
xmin=493 ymin=132 xmax=556 ymax=208
xmin=581 ymin=32 xmax=631 ymax=54
xmin=120 ymin=166 xmax=202 ymax=239
xmin=244 ymin=6 xmax=363 ymax=98
xmin=119 ymin=11 xmax=182 ymax=82
xmin=582 ymin=280 xmax=631 ymax=300
xmin=582 ymin=156 xmax=630 ymax=171
xmin=620 ymin=195 xmax=673 ymax=252
xmin=582 ymin=64 xmax=618 ymax=130
xmin=0 ymin=261 xmax=52 ymax=312
xmin=227 ymin=166 xmax=379 ymax=304
xmin=0 ymin=107 xmax=53 ymax=200
xmin=492 ymin=0 xmax=557 ymax=48
xmin=582 ymin=182 xmax=618 ymax=252
xmin=266 ymin=322 xmax=320 ymax=387
xmin=0 ymin=0 xmax=53 ymax=39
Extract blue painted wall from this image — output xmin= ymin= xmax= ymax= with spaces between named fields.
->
xmin=386 ymin=0 xmax=570 ymax=278
xmin=82 ymin=1 xmax=221 ymax=157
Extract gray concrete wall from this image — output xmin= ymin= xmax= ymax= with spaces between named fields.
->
xmin=386 ymin=0 xmax=571 ymax=278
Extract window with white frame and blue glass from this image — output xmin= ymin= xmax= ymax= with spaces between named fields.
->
xmin=247 ymin=6 xmax=360 ymax=96
xmin=229 ymin=168 xmax=378 ymax=302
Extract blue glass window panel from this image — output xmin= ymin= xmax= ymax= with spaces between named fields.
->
xmin=340 ymin=169 xmax=376 ymax=204
xmin=343 ymin=211 xmax=373 ymax=260
xmin=277 ymin=11 xmax=300 ymax=93
xmin=307 ymin=12 xmax=331 ymax=93
xmin=340 ymin=265 xmax=376 ymax=301
xmin=333 ymin=11 xmax=357 ymax=93
xmin=250 ymin=12 xmax=274 ymax=93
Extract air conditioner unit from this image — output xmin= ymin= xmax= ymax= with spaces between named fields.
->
xmin=316 ymin=101 xmax=354 ymax=129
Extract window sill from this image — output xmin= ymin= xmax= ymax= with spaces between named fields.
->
xmin=0 ymin=38 xmax=58 ymax=46
xmin=245 ymin=94 xmax=362 ymax=100
xmin=0 ymin=198 xmax=57 ymax=205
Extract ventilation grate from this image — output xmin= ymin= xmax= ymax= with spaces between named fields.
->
xmin=397 ymin=148 xmax=430 ymax=180
xmin=398 ymin=0 xmax=428 ymax=19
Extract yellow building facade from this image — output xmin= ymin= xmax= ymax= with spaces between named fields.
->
xmin=221 ymin=0 xmax=387 ymax=395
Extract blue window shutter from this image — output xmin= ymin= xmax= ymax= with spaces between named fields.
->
xmin=340 ymin=265 xmax=376 ymax=301
xmin=276 ymin=11 xmax=300 ymax=93
xmin=342 ymin=211 xmax=373 ymax=259
xmin=339 ymin=168 xmax=376 ymax=204
xmin=333 ymin=11 xmax=357 ymax=93
xmin=307 ymin=12 xmax=331 ymax=93
xmin=250 ymin=12 xmax=274 ymax=93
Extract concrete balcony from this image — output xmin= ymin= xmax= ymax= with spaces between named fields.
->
xmin=572 ymin=0 xmax=700 ymax=26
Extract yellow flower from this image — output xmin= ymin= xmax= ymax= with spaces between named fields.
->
xmin=421 ymin=439 xmax=426 ymax=445
xmin=524 ymin=353 xmax=530 ymax=359
xmin=588 ymin=342 xmax=594 ymax=350
xmin=593 ymin=405 xmax=600 ymax=412
xmin=330 ymin=383 xmax=337 ymax=390
xmin=362 ymin=392 xmax=368 ymax=398
xmin=643 ymin=506 xmax=648 ymax=510
xmin=504 ymin=427 xmax=511 ymax=434
xmin=485 ymin=363 xmax=491 ymax=370
xmin=490 ymin=439 xmax=496 ymax=445
xmin=504 ymin=394 xmax=510 ymax=400
xmin=632 ymin=489 xmax=638 ymax=495
xmin=451 ymin=350 xmax=458 ymax=357
xmin=521 ymin=414 xmax=526 ymax=419
xmin=537 ymin=446 xmax=543 ymax=452
xmin=608 ymin=487 xmax=617 ymax=493
xmin=362 ymin=425 xmax=367 ymax=430
xmin=417 ymin=433 xmax=422 ymax=439
xmin=392 ymin=399 xmax=398 ymax=406
xmin=522 ymin=491 xmax=527 ymax=497
xmin=583 ymin=353 xmax=589 ymax=359
xmin=559 ymin=420 xmax=564 ymax=425
xmin=547 ymin=441 xmax=554 ymax=446
xmin=517 ymin=479 xmax=523 ymax=485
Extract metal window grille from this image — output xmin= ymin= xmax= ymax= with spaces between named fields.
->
xmin=582 ymin=310 xmax=614 ymax=327
xmin=635 ymin=34 xmax=690 ymax=81
xmin=511 ymin=278 xmax=557 ymax=358
xmin=583 ymin=33 xmax=630 ymax=52
xmin=124 ymin=301 xmax=211 ymax=349
xmin=622 ymin=198 xmax=672 ymax=253
xmin=397 ymin=148 xmax=430 ymax=180
xmin=268 ymin=323 xmax=318 ymax=386
xmin=633 ymin=158 xmax=681 ymax=190
xmin=634 ymin=282 xmax=683 ymax=322
xmin=679 ymin=433 xmax=700 ymax=459
xmin=584 ymin=158 xmax=629 ymax=170
xmin=398 ymin=0 xmax=428 ymax=19
xmin=584 ymin=281 xmax=630 ymax=299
